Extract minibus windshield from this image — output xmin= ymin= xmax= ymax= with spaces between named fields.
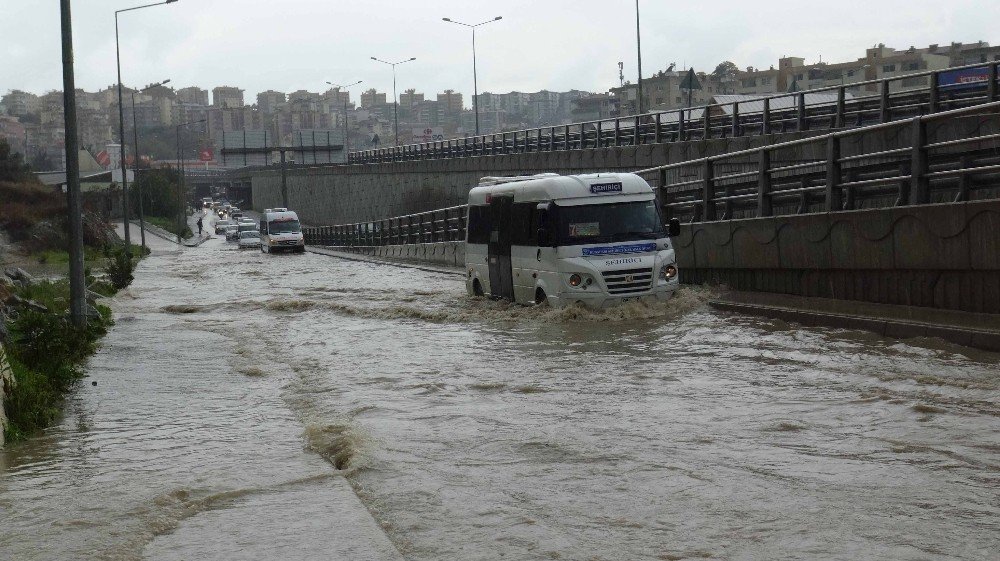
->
xmin=268 ymin=220 xmax=301 ymax=234
xmin=556 ymin=200 xmax=662 ymax=245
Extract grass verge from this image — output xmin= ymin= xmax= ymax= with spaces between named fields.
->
xmin=3 ymin=281 xmax=114 ymax=444
xmin=147 ymin=215 xmax=193 ymax=240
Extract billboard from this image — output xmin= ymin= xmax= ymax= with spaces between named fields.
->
xmin=937 ymin=67 xmax=991 ymax=90
xmin=411 ymin=127 xmax=444 ymax=144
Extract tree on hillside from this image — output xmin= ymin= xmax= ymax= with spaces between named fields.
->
xmin=712 ymin=61 xmax=740 ymax=81
xmin=130 ymin=168 xmax=182 ymax=218
xmin=0 ymin=138 xmax=34 ymax=183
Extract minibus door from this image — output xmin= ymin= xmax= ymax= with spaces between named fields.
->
xmin=488 ymin=196 xmax=515 ymax=300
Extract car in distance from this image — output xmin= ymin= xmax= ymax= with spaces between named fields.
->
xmin=238 ymin=230 xmax=261 ymax=249
xmin=224 ymin=224 xmax=240 ymax=241
xmin=215 ymin=219 xmax=233 ymax=235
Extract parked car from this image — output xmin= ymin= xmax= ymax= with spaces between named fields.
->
xmin=238 ymin=230 xmax=261 ymax=249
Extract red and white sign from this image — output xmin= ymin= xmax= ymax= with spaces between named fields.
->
xmin=199 ymin=148 xmax=214 ymax=162
xmin=411 ymin=127 xmax=444 ymax=144
xmin=95 ymin=150 xmax=111 ymax=167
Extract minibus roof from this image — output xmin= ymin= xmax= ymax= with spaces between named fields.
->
xmin=263 ymin=210 xmax=299 ymax=222
xmin=468 ymin=173 xmax=654 ymax=206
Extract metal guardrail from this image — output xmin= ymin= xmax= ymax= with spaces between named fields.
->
xmin=348 ymin=61 xmax=1000 ymax=165
xmin=638 ymin=101 xmax=1000 ymax=222
xmin=304 ymin=205 xmax=467 ymax=247
xmin=304 ymin=101 xmax=1000 ymax=247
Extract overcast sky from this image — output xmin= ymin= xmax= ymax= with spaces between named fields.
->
xmin=2 ymin=0 xmax=997 ymax=105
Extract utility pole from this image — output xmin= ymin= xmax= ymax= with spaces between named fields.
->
xmin=326 ymin=80 xmax=362 ymax=160
xmin=635 ymin=0 xmax=643 ymax=115
xmin=371 ymin=56 xmax=416 ymax=146
xmin=130 ymin=79 xmax=169 ymax=250
xmin=442 ymin=16 xmax=502 ymax=136
xmin=60 ymin=0 xmax=87 ymax=327
xmin=280 ymin=149 xmax=288 ymax=208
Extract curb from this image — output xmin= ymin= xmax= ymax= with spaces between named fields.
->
xmin=709 ymin=299 xmax=1000 ymax=352
xmin=130 ymin=221 xmax=209 ymax=247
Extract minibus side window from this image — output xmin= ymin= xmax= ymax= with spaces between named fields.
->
xmin=510 ymin=203 xmax=537 ymax=246
xmin=467 ymin=206 xmax=491 ymax=244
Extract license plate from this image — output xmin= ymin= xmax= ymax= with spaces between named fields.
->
xmin=621 ymin=297 xmax=639 ymax=303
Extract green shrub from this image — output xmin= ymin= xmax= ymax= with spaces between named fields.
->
xmin=4 ymin=359 xmax=66 ymax=439
xmin=105 ymin=248 xmax=135 ymax=291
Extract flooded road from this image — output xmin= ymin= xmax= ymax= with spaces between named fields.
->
xmin=2 ymin=217 xmax=999 ymax=560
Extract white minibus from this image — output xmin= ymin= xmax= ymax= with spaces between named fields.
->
xmin=259 ymin=208 xmax=305 ymax=253
xmin=465 ymin=173 xmax=681 ymax=308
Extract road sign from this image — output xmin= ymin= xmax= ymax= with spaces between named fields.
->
xmin=412 ymin=127 xmax=444 ymax=144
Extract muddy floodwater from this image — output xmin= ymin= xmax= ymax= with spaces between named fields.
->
xmin=2 ymin=223 xmax=999 ymax=560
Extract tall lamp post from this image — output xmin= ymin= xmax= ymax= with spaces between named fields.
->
xmin=442 ymin=15 xmax=502 ymax=136
xmin=115 ymin=0 xmax=178 ymax=249
xmin=130 ymin=78 xmax=170 ymax=250
xmin=326 ymin=80 xmax=362 ymax=159
xmin=371 ymin=56 xmax=416 ymax=146
xmin=60 ymin=0 xmax=87 ymax=327
xmin=634 ymin=0 xmax=643 ymax=115
xmin=175 ymin=118 xmax=206 ymax=244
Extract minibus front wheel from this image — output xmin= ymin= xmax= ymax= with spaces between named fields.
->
xmin=472 ymin=279 xmax=485 ymax=297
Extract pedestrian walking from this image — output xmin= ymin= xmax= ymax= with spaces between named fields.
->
xmin=196 ymin=216 xmax=203 ymax=236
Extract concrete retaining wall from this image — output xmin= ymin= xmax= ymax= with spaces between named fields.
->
xmin=674 ymin=199 xmax=1000 ymax=314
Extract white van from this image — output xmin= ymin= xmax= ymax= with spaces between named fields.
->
xmin=465 ymin=173 xmax=681 ymax=308
xmin=259 ymin=208 xmax=305 ymax=253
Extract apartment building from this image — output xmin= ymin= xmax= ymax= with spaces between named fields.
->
xmin=257 ymin=90 xmax=286 ymax=114
xmin=176 ymin=87 xmax=209 ymax=106
xmin=212 ymin=86 xmax=244 ymax=109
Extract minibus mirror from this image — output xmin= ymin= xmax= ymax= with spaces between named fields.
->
xmin=667 ymin=218 xmax=681 ymax=237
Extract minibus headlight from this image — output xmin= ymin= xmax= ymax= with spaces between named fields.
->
xmin=661 ymin=264 xmax=678 ymax=280
xmin=569 ymin=274 xmax=583 ymax=287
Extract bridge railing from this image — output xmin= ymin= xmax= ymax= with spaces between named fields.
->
xmin=348 ymin=61 xmax=1000 ymax=165
xmin=306 ymin=100 xmax=1000 ymax=247
xmin=304 ymin=205 xmax=467 ymax=248
xmin=638 ymin=100 xmax=1000 ymax=222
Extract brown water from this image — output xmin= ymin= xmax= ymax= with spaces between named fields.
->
xmin=1 ymin=223 xmax=998 ymax=560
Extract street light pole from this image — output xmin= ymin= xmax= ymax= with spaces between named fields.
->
xmin=443 ymin=16 xmax=502 ymax=136
xmin=60 ymin=0 xmax=87 ymax=327
xmin=175 ymin=118 xmax=205 ymax=244
xmin=131 ymin=78 xmax=170 ymax=250
xmin=114 ymin=0 xmax=178 ymax=249
xmin=326 ymin=80 xmax=362 ymax=160
xmin=635 ymin=0 xmax=643 ymax=115
xmin=371 ymin=57 xmax=416 ymax=146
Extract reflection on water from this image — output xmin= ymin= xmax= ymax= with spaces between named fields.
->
xmin=1 ymin=229 xmax=998 ymax=561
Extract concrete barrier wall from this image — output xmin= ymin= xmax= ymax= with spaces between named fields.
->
xmin=674 ymin=199 xmax=1000 ymax=314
